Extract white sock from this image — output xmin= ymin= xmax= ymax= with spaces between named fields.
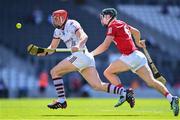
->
xmin=57 ymin=98 xmax=66 ymax=103
xmin=166 ymin=93 xmax=173 ymax=103
xmin=121 ymin=89 xmax=127 ymax=99
xmin=107 ymin=84 xmax=125 ymax=95
xmin=53 ymin=77 xmax=66 ymax=103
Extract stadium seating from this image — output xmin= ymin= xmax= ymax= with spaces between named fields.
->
xmin=0 ymin=45 xmax=37 ymax=97
xmin=117 ymin=5 xmax=180 ymax=58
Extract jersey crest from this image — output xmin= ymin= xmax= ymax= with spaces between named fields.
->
xmin=107 ymin=27 xmax=112 ymax=34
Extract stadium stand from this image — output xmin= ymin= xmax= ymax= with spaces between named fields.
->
xmin=117 ymin=5 xmax=180 ymax=58
xmin=0 ymin=45 xmax=37 ymax=97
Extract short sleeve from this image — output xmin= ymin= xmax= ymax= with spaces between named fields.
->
xmin=106 ymin=26 xmax=116 ymax=36
xmin=53 ymin=28 xmax=60 ymax=39
xmin=70 ymin=20 xmax=82 ymax=33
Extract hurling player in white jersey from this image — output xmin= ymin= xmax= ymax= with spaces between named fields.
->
xmin=38 ymin=9 xmax=135 ymax=109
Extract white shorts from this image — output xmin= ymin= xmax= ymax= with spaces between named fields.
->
xmin=66 ymin=50 xmax=95 ymax=71
xmin=119 ymin=50 xmax=148 ymax=72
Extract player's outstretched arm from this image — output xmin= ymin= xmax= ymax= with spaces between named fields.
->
xmin=37 ymin=38 xmax=61 ymax=56
xmin=91 ymin=36 xmax=113 ymax=56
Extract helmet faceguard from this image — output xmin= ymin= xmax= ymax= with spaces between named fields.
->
xmin=52 ymin=10 xmax=68 ymax=29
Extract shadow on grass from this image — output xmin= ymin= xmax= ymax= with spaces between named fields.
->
xmin=42 ymin=114 xmax=148 ymax=117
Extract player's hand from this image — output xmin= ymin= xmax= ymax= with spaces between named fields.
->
xmin=137 ymin=40 xmax=146 ymax=48
xmin=71 ymin=46 xmax=79 ymax=52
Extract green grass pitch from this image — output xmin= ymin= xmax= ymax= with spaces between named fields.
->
xmin=0 ymin=98 xmax=179 ymax=120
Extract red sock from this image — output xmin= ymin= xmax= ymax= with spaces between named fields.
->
xmin=116 ymin=84 xmax=123 ymax=88
xmin=164 ymin=92 xmax=169 ymax=97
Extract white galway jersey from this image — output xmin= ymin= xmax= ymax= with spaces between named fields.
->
xmin=53 ymin=19 xmax=86 ymax=49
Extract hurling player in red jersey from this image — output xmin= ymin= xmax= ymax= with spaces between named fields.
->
xmin=91 ymin=8 xmax=179 ymax=116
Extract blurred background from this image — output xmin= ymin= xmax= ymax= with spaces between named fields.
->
xmin=0 ymin=0 xmax=180 ymax=99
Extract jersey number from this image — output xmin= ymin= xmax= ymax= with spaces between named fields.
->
xmin=124 ymin=25 xmax=131 ymax=37
xmin=71 ymin=40 xmax=76 ymax=46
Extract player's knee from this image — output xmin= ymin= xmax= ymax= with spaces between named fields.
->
xmin=146 ymin=82 xmax=153 ymax=88
xmin=146 ymin=78 xmax=156 ymax=87
xmin=103 ymin=69 xmax=111 ymax=77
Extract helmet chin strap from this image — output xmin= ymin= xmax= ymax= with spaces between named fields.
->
xmin=104 ymin=16 xmax=115 ymax=28
xmin=55 ymin=18 xmax=68 ymax=29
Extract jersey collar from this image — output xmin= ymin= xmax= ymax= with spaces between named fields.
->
xmin=108 ymin=19 xmax=116 ymax=27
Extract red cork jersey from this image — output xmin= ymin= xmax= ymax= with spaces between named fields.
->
xmin=106 ymin=19 xmax=137 ymax=55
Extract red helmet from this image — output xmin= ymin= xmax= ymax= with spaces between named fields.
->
xmin=52 ymin=9 xmax=68 ymax=28
xmin=52 ymin=9 xmax=68 ymax=21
